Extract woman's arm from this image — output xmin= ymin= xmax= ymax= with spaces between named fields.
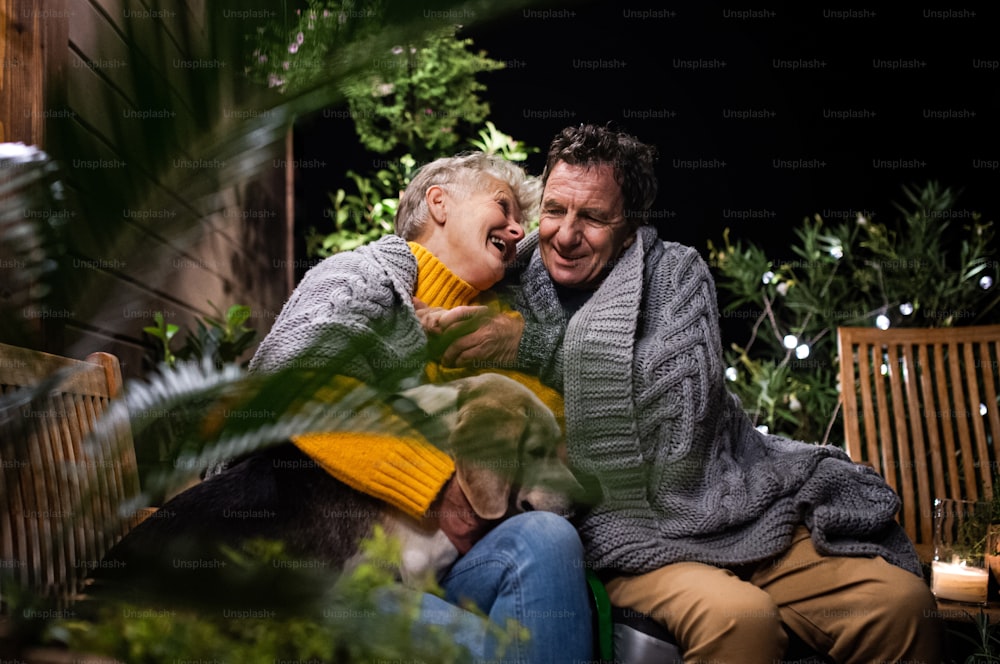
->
xmin=250 ymin=247 xmax=424 ymax=386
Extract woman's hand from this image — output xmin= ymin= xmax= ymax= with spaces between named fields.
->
xmin=413 ymin=298 xmax=447 ymax=333
xmin=414 ymin=298 xmax=524 ymax=368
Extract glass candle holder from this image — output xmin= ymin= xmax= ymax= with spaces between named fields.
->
xmin=931 ymin=498 xmax=990 ymax=605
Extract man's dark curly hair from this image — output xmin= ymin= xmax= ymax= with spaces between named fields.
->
xmin=541 ymin=123 xmax=658 ymax=225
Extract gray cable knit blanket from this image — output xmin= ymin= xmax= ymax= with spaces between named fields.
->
xmin=511 ymin=226 xmax=921 ymax=577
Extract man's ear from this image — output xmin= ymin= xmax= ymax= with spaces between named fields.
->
xmin=622 ymin=227 xmax=637 ymax=250
xmin=425 ymin=185 xmax=448 ymax=226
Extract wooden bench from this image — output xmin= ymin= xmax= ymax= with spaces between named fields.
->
xmin=837 ymin=324 xmax=1000 ymax=619
xmin=0 ymin=342 xmax=144 ymax=611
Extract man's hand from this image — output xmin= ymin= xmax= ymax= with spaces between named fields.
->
xmin=433 ymin=476 xmax=493 ymax=555
xmin=414 ymin=299 xmax=524 ymax=368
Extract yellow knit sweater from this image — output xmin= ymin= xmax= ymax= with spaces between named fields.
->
xmin=291 ymin=243 xmax=565 ymax=519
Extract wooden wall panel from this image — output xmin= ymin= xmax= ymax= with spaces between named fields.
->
xmin=0 ymin=0 xmax=294 ymax=376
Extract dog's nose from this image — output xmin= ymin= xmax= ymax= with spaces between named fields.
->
xmin=519 ymin=499 xmax=536 ymax=512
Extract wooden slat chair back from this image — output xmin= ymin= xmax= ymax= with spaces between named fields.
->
xmin=0 ymin=342 xmax=141 ymax=609
xmin=837 ymin=325 xmax=1000 ymax=562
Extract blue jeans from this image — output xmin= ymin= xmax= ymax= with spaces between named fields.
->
xmin=415 ymin=511 xmax=594 ymax=663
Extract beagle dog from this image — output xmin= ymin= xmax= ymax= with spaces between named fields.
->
xmin=375 ymin=373 xmax=580 ymax=585
xmin=93 ymin=373 xmax=581 ymax=596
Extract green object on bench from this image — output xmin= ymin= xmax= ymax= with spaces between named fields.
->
xmin=586 ymin=569 xmax=614 ymax=661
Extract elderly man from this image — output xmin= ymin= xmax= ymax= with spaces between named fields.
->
xmin=426 ymin=124 xmax=945 ymax=663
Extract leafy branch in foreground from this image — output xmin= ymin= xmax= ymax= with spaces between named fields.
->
xmin=42 ymin=532 xmax=511 ymax=663
xmin=0 ymin=333 xmax=524 ymax=662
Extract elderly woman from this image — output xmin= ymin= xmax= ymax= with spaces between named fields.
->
xmin=428 ymin=126 xmax=945 ymax=663
xmin=249 ymin=152 xmax=592 ymax=663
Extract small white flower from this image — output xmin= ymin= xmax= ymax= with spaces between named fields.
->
xmin=776 ymin=282 xmax=790 ymax=296
xmin=829 ymin=244 xmax=843 ymax=259
xmin=788 ymin=396 xmax=802 ymax=412
xmin=980 ymin=275 xmax=994 ymax=290
xmin=762 ymin=270 xmax=775 ymax=285
xmin=899 ymin=302 xmax=914 ymax=315
xmin=783 ymin=334 xmax=798 ymax=349
xmin=876 ymin=314 xmax=890 ymax=330
xmin=725 ymin=367 xmax=738 ymax=382
xmin=795 ymin=344 xmax=810 ymax=360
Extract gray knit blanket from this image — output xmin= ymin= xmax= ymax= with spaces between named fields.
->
xmin=511 ymin=226 xmax=921 ymax=577
xmin=249 ymin=234 xmax=426 ymax=386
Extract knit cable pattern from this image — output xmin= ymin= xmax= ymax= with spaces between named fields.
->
xmin=248 ymin=235 xmax=426 ymax=386
xmin=518 ymin=226 xmax=921 ymax=577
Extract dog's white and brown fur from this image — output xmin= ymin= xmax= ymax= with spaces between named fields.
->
xmin=376 ymin=373 xmax=579 ymax=585
xmin=94 ymin=373 xmax=580 ymax=595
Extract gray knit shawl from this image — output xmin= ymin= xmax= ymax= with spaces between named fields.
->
xmin=249 ymin=235 xmax=426 ymax=386
xmin=513 ymin=226 xmax=921 ymax=577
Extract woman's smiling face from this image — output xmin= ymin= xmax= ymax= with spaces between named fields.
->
xmin=429 ymin=176 xmax=525 ymax=290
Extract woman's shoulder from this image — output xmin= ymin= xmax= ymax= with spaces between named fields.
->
xmin=306 ymin=235 xmax=413 ymax=276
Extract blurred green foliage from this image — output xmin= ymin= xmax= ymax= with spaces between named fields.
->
xmin=340 ymin=25 xmax=505 ymax=157
xmin=244 ymin=1 xmax=537 ymax=258
xmin=18 ymin=532 xmax=513 ymax=663
xmin=247 ymin=2 xmax=506 ymax=158
xmin=144 ymin=302 xmax=257 ymax=370
xmin=304 ymin=122 xmax=539 ymax=258
xmin=1 ymin=0 xmax=547 ymax=660
xmin=709 ymin=182 xmax=1000 ymax=445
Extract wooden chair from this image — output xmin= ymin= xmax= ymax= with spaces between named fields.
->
xmin=0 ymin=342 xmax=144 ymax=609
xmin=836 ymin=325 xmax=1000 ymax=563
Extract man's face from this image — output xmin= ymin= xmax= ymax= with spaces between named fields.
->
xmin=537 ymin=161 xmax=633 ymax=290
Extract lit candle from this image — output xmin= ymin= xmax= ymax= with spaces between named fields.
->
xmin=931 ymin=558 xmax=989 ymax=604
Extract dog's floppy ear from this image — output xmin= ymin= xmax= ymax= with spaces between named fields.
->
xmin=450 ymin=398 xmax=526 ymax=520
xmin=396 ymin=382 xmax=461 ymax=420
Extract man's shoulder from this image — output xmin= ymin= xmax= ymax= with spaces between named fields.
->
xmin=640 ymin=228 xmax=704 ymax=267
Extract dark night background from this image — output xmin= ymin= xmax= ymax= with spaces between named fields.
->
xmin=293 ymin=1 xmax=998 ymax=280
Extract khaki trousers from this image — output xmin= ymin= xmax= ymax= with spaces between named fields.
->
xmin=604 ymin=527 xmax=945 ymax=664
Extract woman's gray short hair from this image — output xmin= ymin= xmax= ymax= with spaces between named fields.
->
xmin=394 ymin=152 xmax=540 ymax=240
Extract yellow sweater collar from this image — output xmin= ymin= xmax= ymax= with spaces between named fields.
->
xmin=408 ymin=242 xmax=482 ymax=309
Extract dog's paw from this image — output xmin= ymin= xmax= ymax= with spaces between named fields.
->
xmin=397 ymin=527 xmax=459 ymax=587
